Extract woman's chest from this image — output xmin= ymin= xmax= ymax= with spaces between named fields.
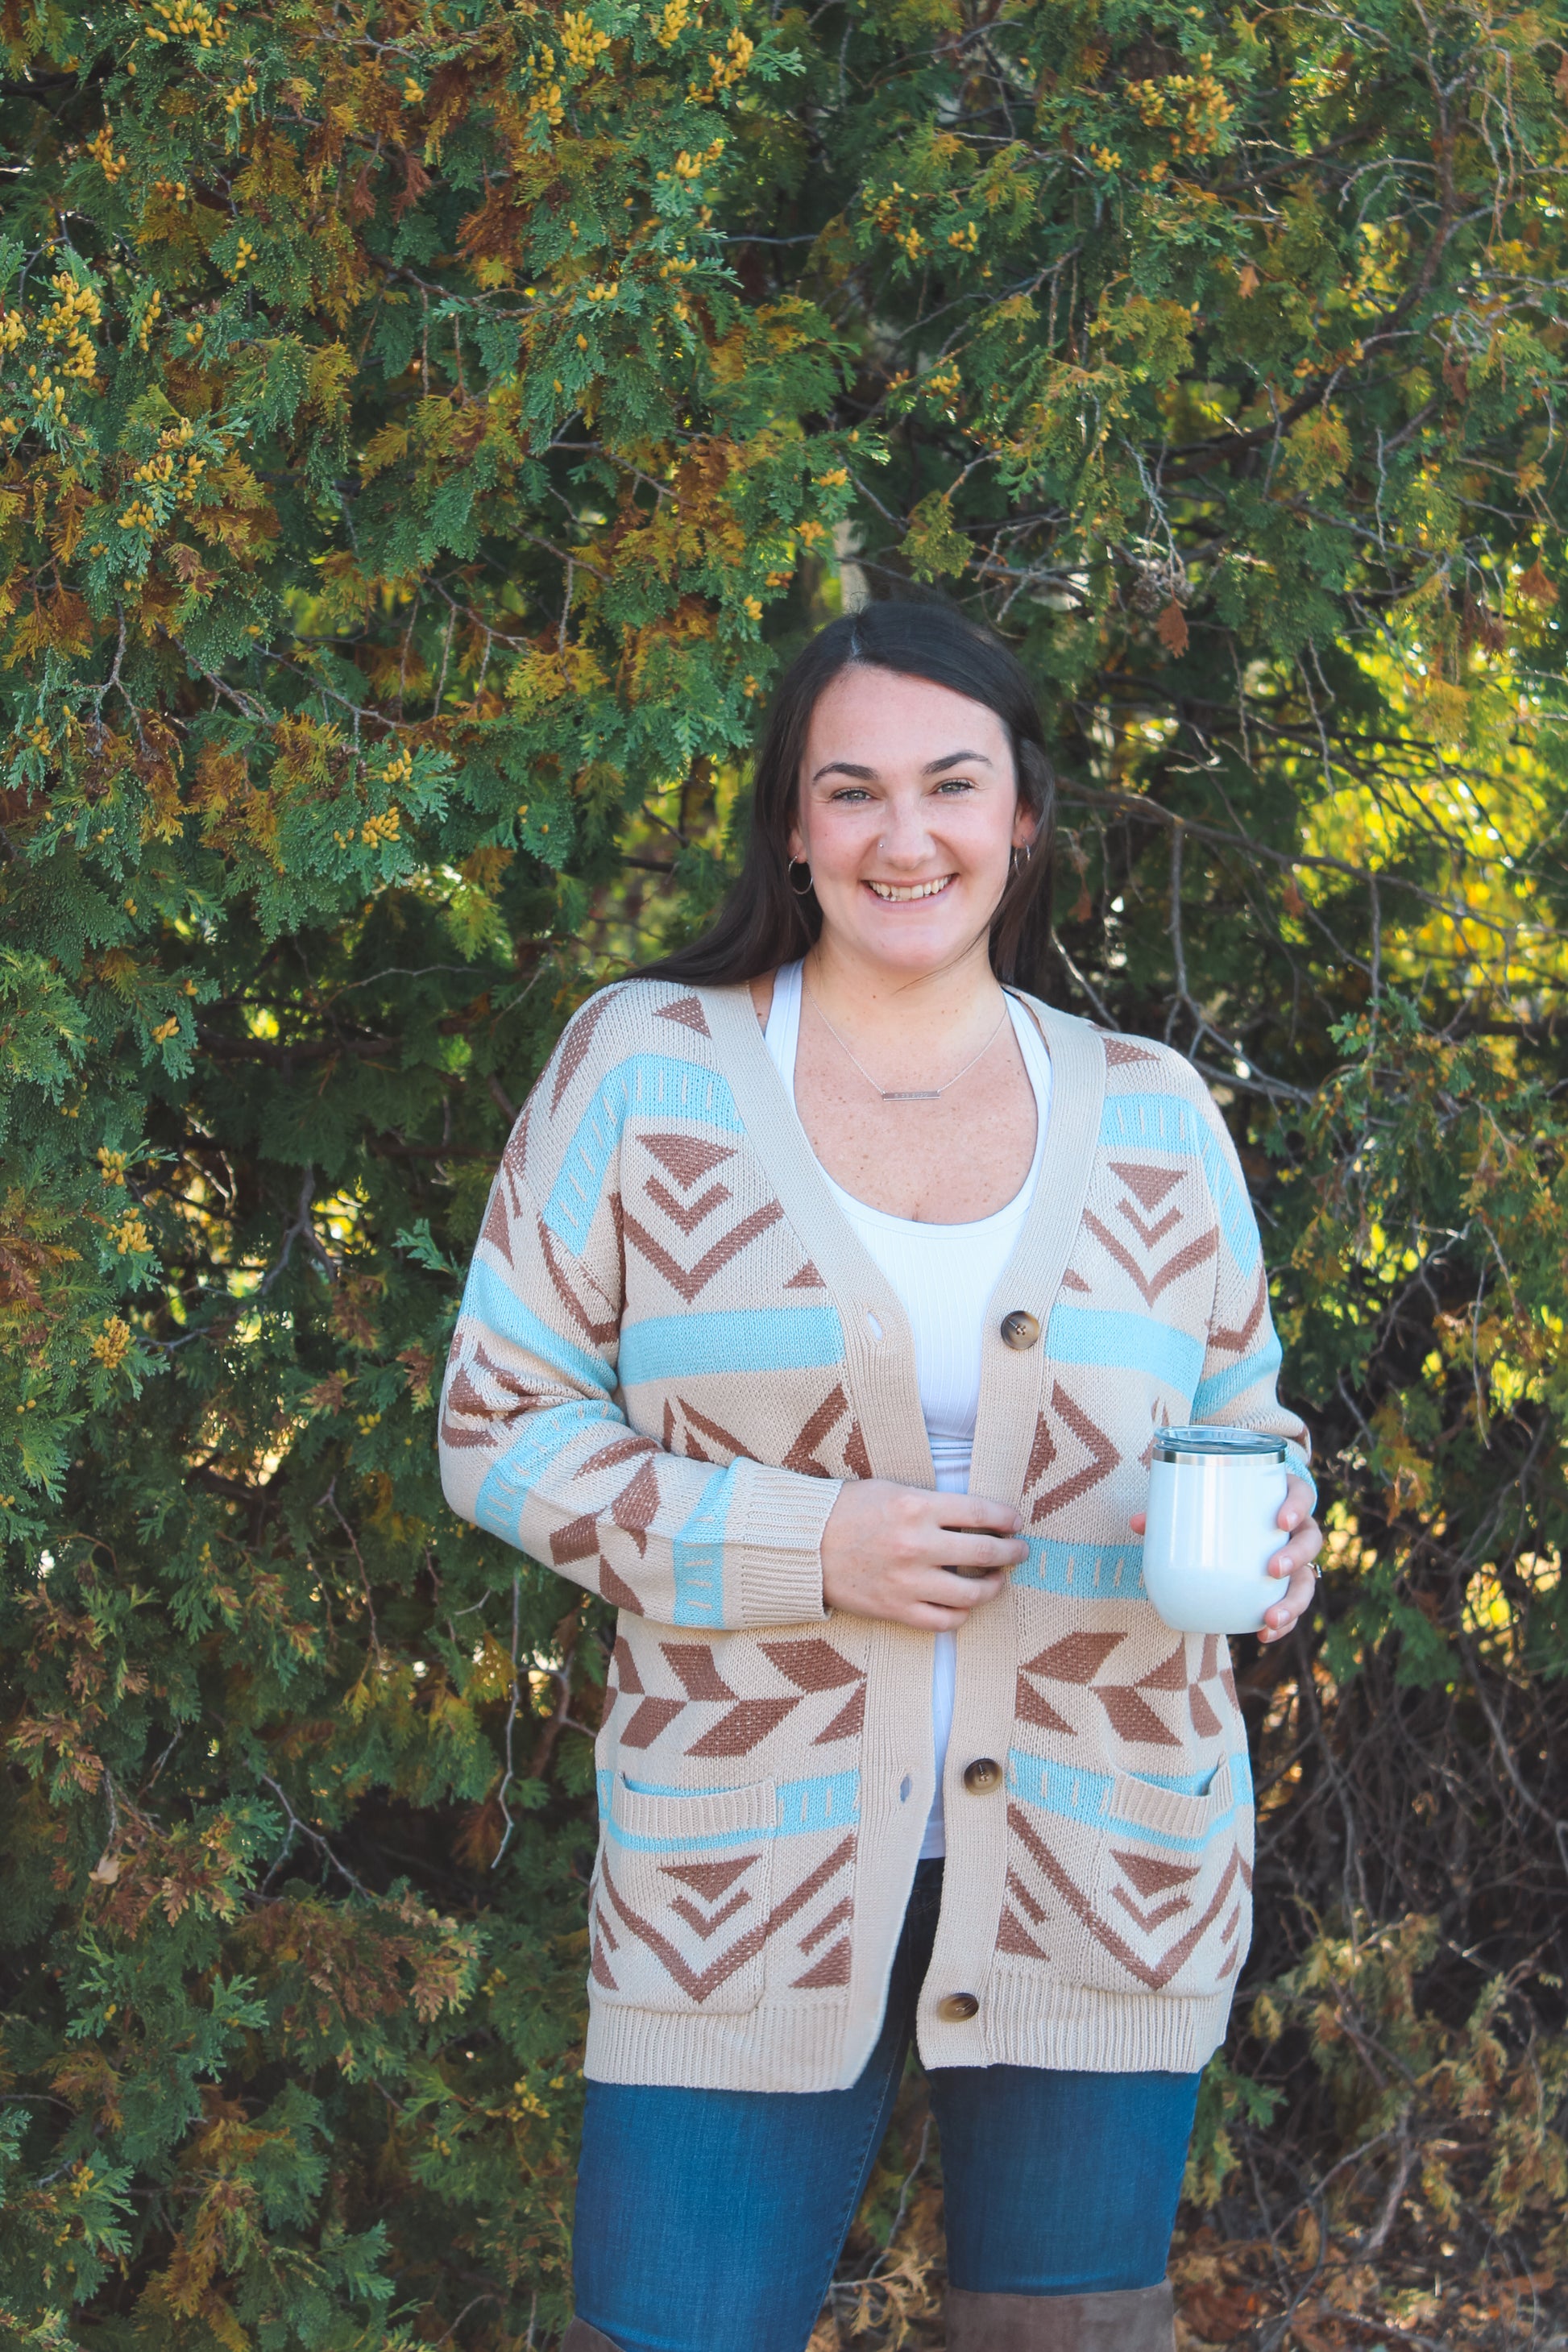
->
xmin=791 ymin=1024 xmax=1039 ymax=1221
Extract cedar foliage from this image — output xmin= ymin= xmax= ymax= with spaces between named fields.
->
xmin=2 ymin=0 xmax=1568 ymax=2345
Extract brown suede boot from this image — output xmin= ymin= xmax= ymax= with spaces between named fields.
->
xmin=561 ymin=2323 xmax=624 ymax=2352
xmin=945 ymin=2280 xmax=1175 ymax=2350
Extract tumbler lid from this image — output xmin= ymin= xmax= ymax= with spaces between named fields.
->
xmin=1153 ymin=1425 xmax=1287 ymax=1464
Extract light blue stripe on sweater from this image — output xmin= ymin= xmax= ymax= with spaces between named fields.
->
xmin=620 ymin=1305 xmax=844 ymax=1388
xmin=670 ymin=1466 xmax=732 ymax=1627
xmin=459 ymin=1255 xmax=612 ymax=1393
xmin=1046 ymin=1304 xmax=1204 ymax=1396
xmin=1191 ymin=1340 xmax=1284 ymax=1421
xmin=1100 ymin=1093 xmax=1255 ymax=1271
xmin=1015 ymin=1540 xmax=1147 ymax=1599
xmin=1006 ymin=1748 xmax=1253 ymax=1852
xmin=597 ymin=1769 xmax=860 ymax=1851
xmin=543 ymin=1055 xmax=745 ymax=1254
xmin=472 ymin=1397 xmax=622 ymax=1545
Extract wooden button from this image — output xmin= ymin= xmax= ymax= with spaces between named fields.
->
xmin=1000 ymin=1309 xmax=1040 ymax=1351
xmin=962 ymin=1757 xmax=1003 ymax=1794
xmin=938 ymin=1992 xmax=981 ymax=2022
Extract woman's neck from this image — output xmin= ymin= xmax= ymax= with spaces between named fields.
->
xmin=801 ymin=936 xmax=1005 ymax=1056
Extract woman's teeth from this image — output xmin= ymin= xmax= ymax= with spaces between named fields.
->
xmin=865 ymin=876 xmax=954 ymax=901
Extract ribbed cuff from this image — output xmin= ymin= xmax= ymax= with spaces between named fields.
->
xmin=732 ymin=1461 xmax=836 ymax=1628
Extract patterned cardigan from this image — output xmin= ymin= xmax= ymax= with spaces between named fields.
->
xmin=438 ymin=977 xmax=1313 ymax=2092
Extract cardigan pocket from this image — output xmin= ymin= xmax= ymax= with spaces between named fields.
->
xmin=589 ymin=1775 xmax=777 ymax=2016
xmin=1076 ymin=1759 xmax=1251 ymax=2001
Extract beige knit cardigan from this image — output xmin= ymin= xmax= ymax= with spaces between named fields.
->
xmin=438 ymin=977 xmax=1313 ymax=2092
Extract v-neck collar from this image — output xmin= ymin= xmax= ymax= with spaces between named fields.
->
xmin=699 ymin=981 xmax=1107 ymax=1503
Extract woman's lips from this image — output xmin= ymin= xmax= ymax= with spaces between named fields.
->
xmin=863 ymin=874 xmax=956 ymax=902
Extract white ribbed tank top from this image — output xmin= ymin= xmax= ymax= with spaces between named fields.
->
xmin=763 ymin=962 xmax=1052 ymax=1857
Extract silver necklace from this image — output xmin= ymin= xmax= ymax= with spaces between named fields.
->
xmin=805 ymin=980 xmax=1010 ymax=1101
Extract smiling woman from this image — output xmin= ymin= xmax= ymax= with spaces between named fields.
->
xmin=438 ymin=601 xmax=1323 ymax=2352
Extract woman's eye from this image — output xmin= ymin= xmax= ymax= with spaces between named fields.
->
xmin=828 ymin=786 xmax=872 ymax=803
xmin=935 ymin=778 xmax=976 ymax=794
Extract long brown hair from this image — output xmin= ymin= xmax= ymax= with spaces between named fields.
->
xmin=645 ymin=603 xmax=1057 ymax=991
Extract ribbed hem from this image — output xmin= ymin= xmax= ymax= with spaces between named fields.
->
xmin=586 ymin=1992 xmax=854 ymax=2091
xmin=586 ymin=1972 xmax=1231 ymax=2092
xmin=732 ymin=1458 xmax=836 ymax=1627
xmin=975 ymin=1965 xmax=1232 ymax=2075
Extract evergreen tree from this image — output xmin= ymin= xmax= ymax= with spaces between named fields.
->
xmin=2 ymin=2 xmax=1566 ymax=2342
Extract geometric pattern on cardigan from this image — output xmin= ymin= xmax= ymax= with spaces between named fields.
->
xmin=438 ymin=976 xmax=1313 ymax=2089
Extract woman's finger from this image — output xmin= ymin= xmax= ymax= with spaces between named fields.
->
xmin=1259 ymin=1561 xmax=1319 ymax=1641
xmin=937 ymin=1532 xmax=1028 ymax=1576
xmin=935 ymin=1493 xmax=1024 ymax=1536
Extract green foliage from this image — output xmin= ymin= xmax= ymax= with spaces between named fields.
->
xmin=4 ymin=0 xmax=1568 ymax=2341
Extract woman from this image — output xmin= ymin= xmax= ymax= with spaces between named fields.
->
xmin=439 ymin=604 xmax=1321 ymax=2352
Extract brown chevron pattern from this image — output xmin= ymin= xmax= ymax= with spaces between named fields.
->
xmin=1030 ymin=1385 xmax=1120 ymax=1520
xmin=1012 ymin=1626 xmax=1239 ymax=1754
xmin=551 ymin=987 xmax=624 ymax=1110
xmin=1006 ymin=1802 xmax=1242 ymax=1992
xmin=623 ymin=1199 xmax=785 ymax=1302
xmin=603 ymin=1636 xmax=869 ymax=1759
xmin=540 ymin=1219 xmax=619 ymax=1343
xmin=645 ymin=1176 xmax=732 ymax=1233
xmin=600 ymin=1833 xmax=855 ymax=2006
xmin=1084 ymin=1208 xmax=1219 ymax=1307
xmin=661 ymin=1395 xmax=749 ymax=1464
xmin=1210 ymin=1261 xmax=1267 ymax=1355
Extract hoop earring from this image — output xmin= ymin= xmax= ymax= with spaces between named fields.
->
xmin=788 ymin=857 xmax=815 ymax=898
xmin=1010 ymin=840 xmax=1033 ymax=876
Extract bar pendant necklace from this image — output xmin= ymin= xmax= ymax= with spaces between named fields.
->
xmin=805 ymin=981 xmax=1009 ymax=1101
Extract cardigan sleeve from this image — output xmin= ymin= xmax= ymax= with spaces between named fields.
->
xmin=437 ymin=1017 xmax=836 ymax=1632
xmin=1187 ymin=1082 xmax=1316 ymax=1501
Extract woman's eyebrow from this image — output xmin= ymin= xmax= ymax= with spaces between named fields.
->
xmin=925 ymin=749 xmax=993 ymax=774
xmin=810 ymin=748 xmax=994 ymax=783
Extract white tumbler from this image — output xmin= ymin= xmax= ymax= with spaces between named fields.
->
xmin=1141 ymin=1425 xmax=1290 ymax=1636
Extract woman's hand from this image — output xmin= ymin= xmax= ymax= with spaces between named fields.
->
xmin=821 ymin=1480 xmax=1027 ymax=1631
xmin=1128 ymin=1472 xmax=1322 ymax=1645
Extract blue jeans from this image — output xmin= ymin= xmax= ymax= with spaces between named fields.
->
xmin=573 ymin=1861 xmax=1201 ymax=2352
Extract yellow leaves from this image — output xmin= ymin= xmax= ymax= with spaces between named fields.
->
xmin=88 ymin=122 xmax=128 ymax=180
xmin=223 ymin=237 xmax=257 ymax=280
xmin=672 ymin=137 xmax=724 ymax=180
xmin=114 ymin=1215 xmax=151 ymax=1256
xmin=505 ymin=641 xmax=608 ymax=715
xmin=902 ymin=488 xmax=969 ymax=580
xmin=222 ymin=70 xmax=257 ymax=116
xmin=1280 ymin=404 xmax=1350 ymax=496
xmin=90 ymin=1317 xmax=132 ymax=1368
xmin=359 ymin=807 xmax=400 ymax=845
xmin=305 ymin=338 xmax=354 ymax=425
xmin=1093 ymin=290 xmax=1194 ymax=388
xmin=97 ymin=1148 xmax=129 ymax=1187
xmin=650 ymin=0 xmax=690 ymax=42
xmin=560 ymin=10 xmax=611 ymax=72
xmin=1236 ymin=261 xmax=1259 ymax=298
xmin=359 ymin=421 xmax=409 ymax=482
xmin=4 ymin=587 xmax=92 ymax=668
xmin=1126 ymin=54 xmax=1236 ymax=156
xmin=135 ymin=0 xmax=230 ymax=46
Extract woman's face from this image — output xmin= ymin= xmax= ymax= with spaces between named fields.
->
xmin=788 ymin=664 xmax=1034 ymax=981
